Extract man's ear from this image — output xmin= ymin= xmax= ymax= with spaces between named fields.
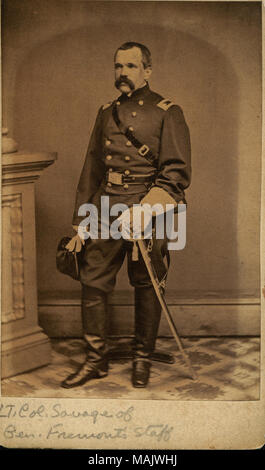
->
xmin=144 ymin=66 xmax=152 ymax=81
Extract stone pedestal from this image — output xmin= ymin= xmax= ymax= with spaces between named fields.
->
xmin=1 ymin=151 xmax=57 ymax=378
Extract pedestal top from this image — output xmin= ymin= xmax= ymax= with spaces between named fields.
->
xmin=2 ymin=150 xmax=57 ymax=168
xmin=2 ymin=151 xmax=57 ymax=184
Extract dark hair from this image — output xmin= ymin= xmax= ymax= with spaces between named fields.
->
xmin=114 ymin=42 xmax=152 ymax=69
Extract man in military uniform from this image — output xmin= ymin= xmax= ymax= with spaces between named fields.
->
xmin=61 ymin=42 xmax=191 ymax=389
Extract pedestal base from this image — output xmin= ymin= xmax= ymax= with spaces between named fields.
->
xmin=1 ymin=327 xmax=51 ymax=379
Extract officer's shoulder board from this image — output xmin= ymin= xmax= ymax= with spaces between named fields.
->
xmin=102 ymin=101 xmax=113 ymax=111
xmin=156 ymin=98 xmax=175 ymax=111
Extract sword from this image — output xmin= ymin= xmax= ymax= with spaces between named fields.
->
xmin=135 ymin=238 xmax=197 ymax=381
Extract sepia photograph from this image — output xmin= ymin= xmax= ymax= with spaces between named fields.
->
xmin=1 ymin=0 xmax=264 ymax=450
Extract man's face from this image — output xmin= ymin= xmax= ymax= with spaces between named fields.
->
xmin=114 ymin=47 xmax=151 ymax=94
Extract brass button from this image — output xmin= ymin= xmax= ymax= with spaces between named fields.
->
xmin=138 ymin=100 xmax=144 ymax=106
xmin=107 ymin=182 xmax=112 ymax=187
xmin=132 ymin=111 xmax=137 ymax=117
xmin=123 ymin=184 xmax=129 ymax=189
xmin=106 ymin=155 xmax=112 ymax=160
xmin=126 ymin=141 xmax=132 ymax=147
xmin=128 ymin=126 xmax=134 ymax=132
xmin=116 ymin=101 xmax=121 ymax=106
xmin=124 ymin=169 xmax=130 ymax=175
xmin=105 ymin=139 xmax=111 ymax=146
xmin=125 ymin=155 xmax=131 ymax=161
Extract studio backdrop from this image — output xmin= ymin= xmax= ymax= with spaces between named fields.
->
xmin=2 ymin=0 xmax=262 ymax=337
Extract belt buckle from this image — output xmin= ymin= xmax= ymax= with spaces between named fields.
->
xmin=138 ymin=144 xmax=149 ymax=157
xmin=108 ymin=171 xmax=123 ymax=185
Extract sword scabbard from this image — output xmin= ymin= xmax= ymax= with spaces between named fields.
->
xmin=137 ymin=239 xmax=197 ymax=381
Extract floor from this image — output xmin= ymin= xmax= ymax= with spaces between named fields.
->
xmin=1 ymin=336 xmax=260 ymax=401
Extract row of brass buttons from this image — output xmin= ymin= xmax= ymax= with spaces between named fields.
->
xmin=104 ymin=99 xmax=144 ymax=189
xmin=116 ymin=99 xmax=144 ymax=107
xmin=105 ymin=131 xmax=133 ymax=147
xmin=106 ymin=154 xmax=131 ymax=162
xmin=105 ymin=135 xmax=132 ymax=150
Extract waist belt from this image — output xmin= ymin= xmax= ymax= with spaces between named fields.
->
xmin=107 ymin=171 xmax=154 ymax=186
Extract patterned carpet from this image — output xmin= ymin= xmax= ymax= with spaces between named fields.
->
xmin=1 ymin=337 xmax=260 ymax=400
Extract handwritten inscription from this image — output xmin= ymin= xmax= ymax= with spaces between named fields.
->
xmin=0 ymin=402 xmax=174 ymax=443
xmin=134 ymin=424 xmax=173 ymax=442
xmin=4 ymin=423 xmax=128 ymax=441
xmin=50 ymin=403 xmax=134 ymax=423
xmin=0 ymin=403 xmax=134 ymax=423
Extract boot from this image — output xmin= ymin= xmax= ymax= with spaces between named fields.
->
xmin=132 ymin=286 xmax=161 ymax=388
xmin=61 ymin=287 xmax=109 ymax=388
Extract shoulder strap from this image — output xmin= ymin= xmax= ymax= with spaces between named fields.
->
xmin=157 ymin=99 xmax=175 ymax=111
xmin=112 ymin=103 xmax=157 ymax=165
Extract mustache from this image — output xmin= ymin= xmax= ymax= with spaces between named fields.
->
xmin=115 ymin=77 xmax=135 ymax=91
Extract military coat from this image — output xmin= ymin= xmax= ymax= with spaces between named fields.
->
xmin=72 ymin=83 xmax=191 ymax=226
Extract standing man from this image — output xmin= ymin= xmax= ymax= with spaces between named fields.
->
xmin=61 ymin=42 xmax=191 ymax=389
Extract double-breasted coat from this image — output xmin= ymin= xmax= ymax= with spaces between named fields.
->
xmin=72 ymin=83 xmax=191 ymax=293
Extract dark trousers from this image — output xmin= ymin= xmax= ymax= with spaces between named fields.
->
xmin=80 ymin=234 xmax=168 ymax=292
xmin=79 ymin=231 xmax=168 ymax=361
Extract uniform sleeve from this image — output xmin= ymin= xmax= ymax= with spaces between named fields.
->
xmin=72 ymin=107 xmax=105 ymax=225
xmin=145 ymin=105 xmax=191 ymax=206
